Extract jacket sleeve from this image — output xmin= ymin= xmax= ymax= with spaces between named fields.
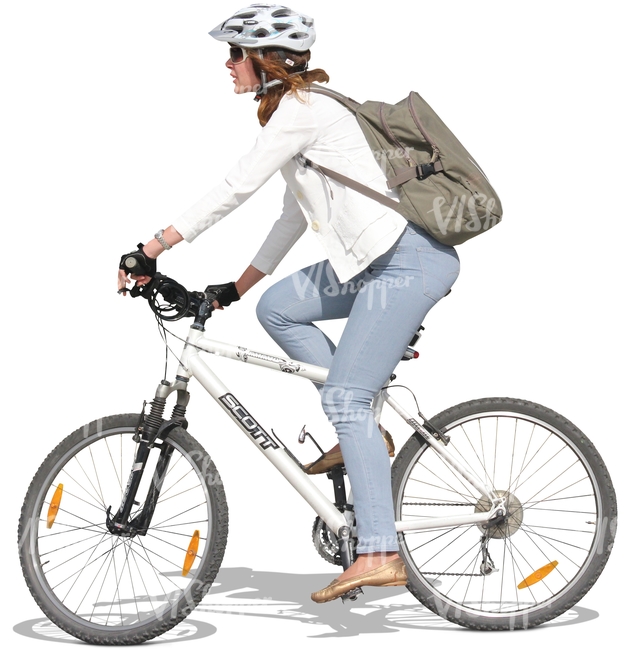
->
xmin=250 ymin=186 xmax=307 ymax=275
xmin=172 ymin=95 xmax=318 ymax=242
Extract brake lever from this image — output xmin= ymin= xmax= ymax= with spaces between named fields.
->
xmin=121 ymin=273 xmax=216 ymax=323
xmin=127 ymin=274 xmax=164 ymax=299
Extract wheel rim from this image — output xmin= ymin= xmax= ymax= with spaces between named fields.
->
xmin=25 ymin=426 xmax=213 ymax=632
xmin=396 ymin=410 xmax=604 ymax=620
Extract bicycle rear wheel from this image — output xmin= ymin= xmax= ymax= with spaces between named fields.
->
xmin=391 ymin=397 xmax=616 ymax=630
xmin=18 ymin=414 xmax=228 ymax=644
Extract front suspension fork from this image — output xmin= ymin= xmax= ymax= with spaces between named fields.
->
xmin=106 ymin=383 xmax=190 ymax=536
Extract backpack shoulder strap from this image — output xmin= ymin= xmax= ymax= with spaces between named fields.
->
xmin=303 ymin=85 xmax=403 ymax=214
xmin=302 ymin=159 xmax=402 ymax=213
xmin=307 ymin=84 xmax=361 ymax=113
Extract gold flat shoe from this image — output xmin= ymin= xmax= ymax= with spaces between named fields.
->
xmin=302 ymin=426 xmax=395 ymax=475
xmin=381 ymin=427 xmax=395 ymax=456
xmin=302 ymin=450 xmax=344 ymax=475
xmin=311 ymin=557 xmax=407 ymax=603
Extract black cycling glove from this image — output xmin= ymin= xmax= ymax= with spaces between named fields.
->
xmin=119 ymin=243 xmax=157 ymax=277
xmin=204 ymin=282 xmax=240 ymax=307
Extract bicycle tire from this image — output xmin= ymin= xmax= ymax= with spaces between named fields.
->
xmin=391 ymin=397 xmax=617 ymax=630
xmin=18 ymin=413 xmax=228 ymax=644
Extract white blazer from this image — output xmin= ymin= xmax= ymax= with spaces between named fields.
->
xmin=172 ymin=90 xmax=407 ymax=283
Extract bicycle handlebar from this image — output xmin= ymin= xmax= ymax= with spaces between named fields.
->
xmin=130 ymin=273 xmax=216 ymax=325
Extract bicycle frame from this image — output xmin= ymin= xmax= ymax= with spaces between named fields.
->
xmin=152 ymin=325 xmax=506 ymax=539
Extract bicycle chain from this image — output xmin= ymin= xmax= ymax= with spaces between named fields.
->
xmin=403 ymin=501 xmax=485 ymax=576
xmin=402 ymin=501 xmax=471 ymax=507
xmin=420 ymin=571 xmax=484 ymax=577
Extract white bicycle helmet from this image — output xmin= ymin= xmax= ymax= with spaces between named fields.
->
xmin=210 ymin=4 xmax=315 ymax=52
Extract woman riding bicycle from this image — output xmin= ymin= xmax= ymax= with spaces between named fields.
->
xmin=117 ymin=3 xmax=460 ymax=603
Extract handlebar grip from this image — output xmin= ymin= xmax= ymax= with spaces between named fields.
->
xmin=119 ymin=244 xmax=157 ymax=277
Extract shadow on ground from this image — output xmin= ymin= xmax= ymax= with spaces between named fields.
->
xmin=14 ymin=566 xmax=598 ymax=643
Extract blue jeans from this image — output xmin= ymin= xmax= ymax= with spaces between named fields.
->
xmin=256 ymin=223 xmax=460 ymax=554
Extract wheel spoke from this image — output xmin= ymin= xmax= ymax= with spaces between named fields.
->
xmin=393 ymin=399 xmax=615 ymax=629
xmin=20 ymin=417 xmax=227 ymax=642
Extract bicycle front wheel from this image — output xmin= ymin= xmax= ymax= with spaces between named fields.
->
xmin=391 ymin=397 xmax=616 ymax=630
xmin=18 ymin=414 xmax=228 ymax=644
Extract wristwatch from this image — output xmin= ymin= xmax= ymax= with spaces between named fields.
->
xmin=155 ymin=229 xmax=172 ymax=250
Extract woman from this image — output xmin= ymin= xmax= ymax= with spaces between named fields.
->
xmin=118 ymin=4 xmax=460 ymax=603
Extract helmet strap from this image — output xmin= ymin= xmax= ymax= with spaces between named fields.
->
xmin=254 ymin=51 xmax=281 ymax=100
xmin=253 ymin=50 xmax=309 ymax=102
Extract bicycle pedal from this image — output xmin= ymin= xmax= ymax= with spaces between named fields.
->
xmin=340 ymin=587 xmax=363 ymax=603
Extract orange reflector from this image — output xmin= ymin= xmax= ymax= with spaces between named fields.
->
xmin=47 ymin=484 xmax=64 ymax=529
xmin=182 ymin=530 xmax=200 ymax=577
xmin=517 ymin=561 xmax=558 ymax=589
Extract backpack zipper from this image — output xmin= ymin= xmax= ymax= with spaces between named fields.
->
xmin=379 ymin=102 xmax=414 ymax=167
xmin=408 ymin=94 xmax=441 ymax=164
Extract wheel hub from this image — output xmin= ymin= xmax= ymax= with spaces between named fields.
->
xmin=474 ymin=489 xmax=523 ymax=539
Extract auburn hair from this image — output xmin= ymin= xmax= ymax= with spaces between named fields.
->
xmin=248 ymin=49 xmax=329 ymax=126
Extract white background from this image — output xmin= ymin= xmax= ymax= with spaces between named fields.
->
xmin=2 ymin=0 xmax=625 ymax=647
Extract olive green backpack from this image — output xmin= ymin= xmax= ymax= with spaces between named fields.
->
xmin=306 ymin=85 xmax=502 ymax=246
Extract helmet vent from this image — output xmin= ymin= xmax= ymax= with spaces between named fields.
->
xmin=271 ymin=8 xmax=296 ymax=17
xmin=211 ymin=5 xmax=315 ymax=52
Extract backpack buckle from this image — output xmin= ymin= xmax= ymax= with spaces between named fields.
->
xmin=417 ymin=163 xmax=436 ymax=179
xmin=388 ymin=162 xmax=440 ymax=188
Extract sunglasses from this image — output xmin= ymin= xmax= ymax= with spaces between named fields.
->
xmin=229 ymin=46 xmax=249 ymax=64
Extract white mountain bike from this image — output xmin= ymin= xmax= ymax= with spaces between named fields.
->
xmin=18 ymin=273 xmax=617 ymax=644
